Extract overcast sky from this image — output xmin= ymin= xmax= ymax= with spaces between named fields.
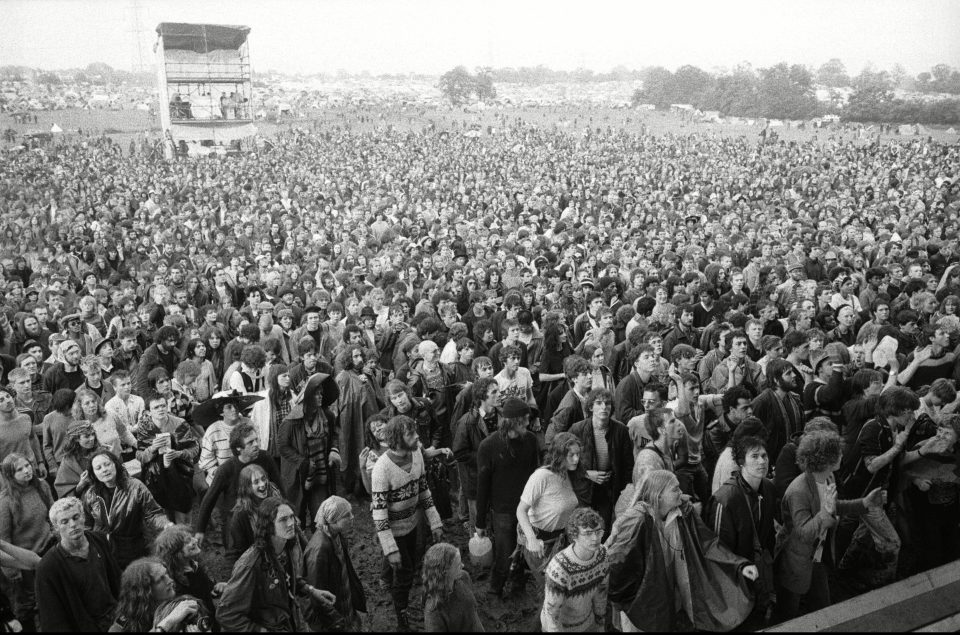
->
xmin=2 ymin=0 xmax=959 ymax=76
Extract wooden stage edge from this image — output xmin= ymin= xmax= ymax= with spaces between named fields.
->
xmin=765 ymin=560 xmax=960 ymax=632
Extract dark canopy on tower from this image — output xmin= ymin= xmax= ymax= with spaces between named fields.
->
xmin=157 ymin=23 xmax=250 ymax=53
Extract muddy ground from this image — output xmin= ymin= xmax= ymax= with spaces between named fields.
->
xmin=198 ymin=495 xmax=542 ymax=632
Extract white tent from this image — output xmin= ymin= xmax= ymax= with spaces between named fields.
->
xmin=50 ymin=124 xmax=62 ymax=133
xmin=947 ymin=127 xmax=956 ymax=134
xmin=135 ymin=103 xmax=151 ymax=111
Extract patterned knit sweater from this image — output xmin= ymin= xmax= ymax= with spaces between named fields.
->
xmin=370 ymin=449 xmax=442 ymax=556
xmin=542 ymin=545 xmax=609 ymax=632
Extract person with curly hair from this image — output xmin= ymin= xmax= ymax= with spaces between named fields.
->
xmin=422 ymin=542 xmax=483 ymax=632
xmin=776 ymin=430 xmax=885 ymax=621
xmin=216 ymin=496 xmax=335 ymax=632
xmin=109 ymin=557 xmax=203 ymax=632
xmin=542 ymin=508 xmax=608 ymax=632
xmin=226 ymin=463 xmax=283 ymax=562
xmin=78 ymin=448 xmax=171 ymax=569
xmin=153 ymin=524 xmax=226 ymax=626
xmin=227 ymin=343 xmax=267 ymax=394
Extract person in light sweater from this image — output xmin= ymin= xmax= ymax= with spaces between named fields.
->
xmin=370 ymin=414 xmax=443 ymax=631
xmin=542 ymin=508 xmax=609 ymax=632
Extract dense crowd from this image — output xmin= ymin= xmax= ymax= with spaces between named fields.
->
xmin=0 ymin=111 xmax=958 ymax=632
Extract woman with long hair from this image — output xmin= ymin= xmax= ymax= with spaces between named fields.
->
xmin=109 ymin=558 xmax=202 ymax=632
xmin=78 ymin=448 xmax=170 ymax=569
xmin=608 ymin=469 xmax=758 ymax=632
xmin=517 ymin=432 xmax=583 ymax=582
xmin=72 ymin=387 xmax=137 ymax=459
xmin=227 ymin=463 xmax=283 ymax=562
xmin=422 ymin=542 xmax=483 ymax=633
xmin=153 ymin=524 xmax=225 ymax=627
xmin=249 ymin=364 xmax=295 ymax=464
xmin=303 ymin=496 xmax=367 ymax=632
xmin=186 ymin=338 xmax=217 ymax=403
xmin=359 ymin=415 xmax=389 ymax=496
xmin=216 ymin=496 xmax=334 ymax=632
xmin=537 ymin=312 xmax=574 ymax=413
xmin=204 ymin=327 xmax=227 ymax=385
xmin=53 ymin=421 xmax=102 ymax=497
xmin=0 ymin=453 xmax=54 ymax=630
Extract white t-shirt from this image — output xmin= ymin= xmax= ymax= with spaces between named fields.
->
xmin=520 ymin=467 xmax=579 ymax=532
xmin=495 ymin=367 xmax=534 ymax=407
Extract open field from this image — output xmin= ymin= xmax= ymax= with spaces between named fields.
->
xmin=4 ymin=106 xmax=959 ymax=151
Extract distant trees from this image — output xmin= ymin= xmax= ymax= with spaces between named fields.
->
xmin=631 ymin=62 xmax=820 ymax=119
xmin=438 ymin=66 xmax=497 ymax=105
xmin=915 ymin=63 xmax=960 ymax=94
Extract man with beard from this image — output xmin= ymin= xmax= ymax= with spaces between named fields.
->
xmin=335 ymin=345 xmax=384 ymax=499
xmin=749 ymin=359 xmax=804 ymax=462
xmin=42 ymin=338 xmax=84 ymax=393
xmin=371 ymin=415 xmax=444 ymax=630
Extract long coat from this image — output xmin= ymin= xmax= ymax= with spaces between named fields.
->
xmin=303 ymin=529 xmax=366 ymax=626
xmin=334 ymin=369 xmax=382 ymax=474
xmin=279 ymin=403 xmax=339 ymax=513
xmin=776 ymin=472 xmax=867 ymax=594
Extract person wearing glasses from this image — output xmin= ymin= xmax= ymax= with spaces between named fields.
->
xmin=541 ymin=508 xmax=609 ymax=632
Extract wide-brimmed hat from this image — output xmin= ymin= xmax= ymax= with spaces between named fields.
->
xmin=302 ymin=361 xmax=339 ymax=408
xmin=192 ymin=390 xmax=265 ymax=428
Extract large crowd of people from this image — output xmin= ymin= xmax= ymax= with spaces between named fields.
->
xmin=0 ymin=108 xmax=958 ymax=632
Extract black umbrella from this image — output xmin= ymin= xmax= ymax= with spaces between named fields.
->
xmin=192 ymin=390 xmax=264 ymax=429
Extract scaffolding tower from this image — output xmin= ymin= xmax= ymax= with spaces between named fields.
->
xmin=155 ymin=22 xmax=256 ymax=158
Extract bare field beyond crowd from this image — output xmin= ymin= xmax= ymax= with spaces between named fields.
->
xmin=3 ymin=105 xmax=960 ymax=150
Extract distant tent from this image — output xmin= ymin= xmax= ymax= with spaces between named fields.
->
xmin=50 ymin=124 xmax=62 ymax=133
xmin=135 ymin=103 xmax=151 ymax=111
xmin=898 ymin=124 xmax=916 ymax=135
xmin=948 ymin=127 xmax=957 ymax=134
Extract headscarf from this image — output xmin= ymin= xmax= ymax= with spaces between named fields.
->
xmin=315 ymin=495 xmax=352 ymax=532
xmin=65 ymin=420 xmax=95 ymax=443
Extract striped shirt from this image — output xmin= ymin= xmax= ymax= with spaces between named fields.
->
xmin=370 ymin=449 xmax=442 ymax=556
xmin=200 ymin=419 xmax=245 ymax=484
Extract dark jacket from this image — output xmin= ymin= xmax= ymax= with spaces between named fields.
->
xmin=279 ymin=403 xmax=339 ymax=512
xmin=608 ymin=501 xmax=752 ymax=632
xmin=195 ymin=454 xmax=283 ymax=534
xmin=303 ymin=529 xmax=366 ymax=623
xmin=547 ymin=388 xmax=588 ymax=445
xmin=36 ymin=531 xmax=121 ymax=632
xmin=706 ymin=472 xmax=777 ymax=562
xmin=568 ymin=417 xmax=634 ymax=506
xmin=452 ymin=406 xmax=497 ymax=498
xmin=216 ymin=539 xmax=309 ymax=632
